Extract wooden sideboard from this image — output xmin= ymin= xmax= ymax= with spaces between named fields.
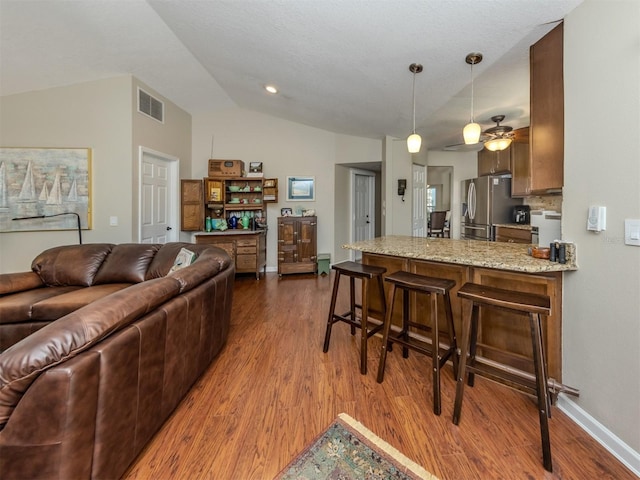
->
xmin=195 ymin=230 xmax=266 ymax=279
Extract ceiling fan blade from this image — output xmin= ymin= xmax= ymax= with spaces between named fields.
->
xmin=443 ymin=142 xmax=484 ymax=152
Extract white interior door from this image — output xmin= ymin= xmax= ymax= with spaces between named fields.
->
xmin=352 ymin=170 xmax=375 ymax=261
xmin=139 ymin=148 xmax=178 ymax=244
xmin=412 ymin=163 xmax=427 ymax=237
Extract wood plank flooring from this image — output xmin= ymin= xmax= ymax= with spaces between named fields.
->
xmin=124 ymin=272 xmax=636 ymax=479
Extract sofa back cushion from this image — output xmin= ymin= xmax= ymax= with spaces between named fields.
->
xmin=0 ymin=276 xmax=181 ymax=429
xmin=93 ymin=244 xmax=161 ymax=285
xmin=31 ymin=244 xmax=114 ymax=287
xmin=145 ymin=243 xmax=191 ymax=279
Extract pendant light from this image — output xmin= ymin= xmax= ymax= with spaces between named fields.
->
xmin=463 ymin=53 xmax=483 ymax=144
xmin=407 ymin=63 xmax=423 ymax=153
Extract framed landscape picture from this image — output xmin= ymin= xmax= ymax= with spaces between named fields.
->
xmin=0 ymin=147 xmax=92 ymax=233
xmin=286 ymin=176 xmax=315 ymax=201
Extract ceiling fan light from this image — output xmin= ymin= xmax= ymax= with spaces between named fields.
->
xmin=463 ymin=122 xmax=481 ymax=144
xmin=407 ymin=133 xmax=422 ymax=153
xmin=485 ymin=137 xmax=512 ymax=152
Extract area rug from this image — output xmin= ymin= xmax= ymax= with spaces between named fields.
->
xmin=275 ymin=413 xmax=438 ymax=480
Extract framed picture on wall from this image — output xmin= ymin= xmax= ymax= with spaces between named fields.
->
xmin=286 ymin=176 xmax=315 ymax=201
xmin=281 ymin=207 xmax=293 ymax=217
xmin=0 ymin=147 xmax=92 ymax=233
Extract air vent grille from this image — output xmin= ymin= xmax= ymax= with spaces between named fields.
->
xmin=138 ymin=88 xmax=164 ymax=123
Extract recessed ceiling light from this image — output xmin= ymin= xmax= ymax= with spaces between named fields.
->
xmin=265 ymin=85 xmax=278 ymax=94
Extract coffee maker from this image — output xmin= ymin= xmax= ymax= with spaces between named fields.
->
xmin=512 ymin=205 xmax=531 ymax=224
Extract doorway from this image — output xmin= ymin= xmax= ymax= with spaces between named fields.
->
xmin=412 ymin=163 xmax=427 ymax=236
xmin=138 ymin=147 xmax=179 ymax=244
xmin=351 ymin=169 xmax=376 ymax=261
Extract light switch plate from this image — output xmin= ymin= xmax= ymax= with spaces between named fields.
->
xmin=624 ymin=219 xmax=640 ymax=246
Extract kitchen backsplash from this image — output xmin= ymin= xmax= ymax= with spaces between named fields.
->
xmin=524 ymin=195 xmax=562 ymax=213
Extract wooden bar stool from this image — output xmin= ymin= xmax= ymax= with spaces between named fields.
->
xmin=376 ymin=271 xmax=458 ymax=416
xmin=322 ymin=261 xmax=387 ymax=375
xmin=453 ymin=282 xmax=553 ymax=472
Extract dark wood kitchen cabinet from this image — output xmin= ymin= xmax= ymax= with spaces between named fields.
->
xmin=277 ymin=216 xmax=317 ymax=276
xmin=495 ymin=225 xmax=532 ymax=244
xmin=529 ymin=23 xmax=564 ymax=193
xmin=477 ymin=147 xmax=511 ymax=176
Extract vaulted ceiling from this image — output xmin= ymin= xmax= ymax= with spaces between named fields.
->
xmin=0 ymin=0 xmax=582 ymax=150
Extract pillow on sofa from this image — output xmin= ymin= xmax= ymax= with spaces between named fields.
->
xmin=146 ymin=243 xmax=196 ymax=279
xmin=93 ymin=243 xmax=161 ymax=284
xmin=31 ymin=244 xmax=114 ymax=287
xmin=0 ymin=276 xmax=181 ymax=429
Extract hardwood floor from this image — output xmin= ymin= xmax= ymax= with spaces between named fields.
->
xmin=124 ymin=272 xmax=635 ymax=479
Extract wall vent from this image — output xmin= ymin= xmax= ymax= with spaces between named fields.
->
xmin=138 ymin=88 xmax=164 ymax=123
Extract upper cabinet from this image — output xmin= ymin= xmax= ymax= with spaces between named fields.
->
xmin=510 ymin=128 xmax=531 ymax=197
xmin=180 ymin=177 xmax=267 ymax=231
xmin=477 ymin=127 xmax=529 ymax=180
xmin=529 ymin=23 xmax=564 ymax=194
xmin=477 ymin=147 xmax=512 ymax=176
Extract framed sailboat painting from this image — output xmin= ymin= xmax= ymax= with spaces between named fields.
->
xmin=0 ymin=147 xmax=92 ymax=234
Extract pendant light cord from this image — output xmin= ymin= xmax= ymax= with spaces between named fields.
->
xmin=412 ymin=71 xmax=417 ymax=134
xmin=470 ymin=60 xmax=475 ymax=123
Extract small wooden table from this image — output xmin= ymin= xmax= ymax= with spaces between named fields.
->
xmin=195 ymin=230 xmax=266 ymax=279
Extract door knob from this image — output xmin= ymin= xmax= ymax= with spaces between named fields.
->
xmin=166 ymin=226 xmax=172 ymax=231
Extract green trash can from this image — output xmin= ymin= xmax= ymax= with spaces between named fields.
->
xmin=317 ymin=253 xmax=331 ymax=275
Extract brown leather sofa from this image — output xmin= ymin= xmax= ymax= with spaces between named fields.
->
xmin=0 ymin=242 xmax=234 ymax=479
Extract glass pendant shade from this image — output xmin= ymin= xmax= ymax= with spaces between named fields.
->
xmin=463 ymin=122 xmax=481 ymax=144
xmin=407 ymin=63 xmax=423 ymax=154
xmin=484 ymin=137 xmax=512 ymax=152
xmin=407 ymin=133 xmax=422 ymax=153
xmin=463 ymin=53 xmax=483 ymax=145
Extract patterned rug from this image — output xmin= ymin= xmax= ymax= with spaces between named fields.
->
xmin=275 ymin=413 xmax=438 ymax=480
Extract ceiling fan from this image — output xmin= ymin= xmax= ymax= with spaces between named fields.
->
xmin=444 ymin=114 xmax=515 ymax=152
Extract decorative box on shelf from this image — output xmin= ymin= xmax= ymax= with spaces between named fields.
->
xmin=263 ymin=178 xmax=278 ymax=203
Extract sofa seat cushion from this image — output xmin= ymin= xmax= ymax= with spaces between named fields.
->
xmin=31 ymin=244 xmax=114 ymax=287
xmin=0 ymin=287 xmax=82 ymax=324
xmin=0 ymin=276 xmax=182 ymax=429
xmin=30 ymin=284 xmax=133 ymax=321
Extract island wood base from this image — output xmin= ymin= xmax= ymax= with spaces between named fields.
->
xmin=361 ymin=252 xmax=563 ymax=383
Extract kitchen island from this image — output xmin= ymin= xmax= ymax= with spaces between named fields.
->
xmin=343 ymin=236 xmax=577 ymax=386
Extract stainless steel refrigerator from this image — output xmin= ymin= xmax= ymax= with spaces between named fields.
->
xmin=461 ymin=176 xmax=522 ymax=241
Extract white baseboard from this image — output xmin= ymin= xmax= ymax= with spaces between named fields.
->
xmin=557 ymin=394 xmax=640 ymax=477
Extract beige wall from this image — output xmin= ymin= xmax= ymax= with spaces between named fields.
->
xmin=191 ymin=108 xmax=383 ymax=270
xmin=131 ymin=78 xmax=192 ymax=242
xmin=562 ymin=0 xmax=640 ymax=455
xmin=0 ymin=77 xmax=132 ymax=272
xmin=0 ymin=75 xmax=192 ymax=272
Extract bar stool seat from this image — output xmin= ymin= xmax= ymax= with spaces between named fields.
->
xmin=322 ymin=261 xmax=387 ymax=375
xmin=453 ymin=282 xmax=553 ymax=472
xmin=376 ymin=270 xmax=458 ymax=416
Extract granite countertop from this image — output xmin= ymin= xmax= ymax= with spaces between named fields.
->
xmin=343 ymin=236 xmax=578 ymax=273
xmin=194 ymin=229 xmax=266 ymax=236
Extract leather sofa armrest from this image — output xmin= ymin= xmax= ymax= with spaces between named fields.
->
xmin=0 ymin=272 xmax=45 ymax=296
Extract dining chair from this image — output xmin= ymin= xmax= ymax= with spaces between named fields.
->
xmin=428 ymin=211 xmax=447 ymax=237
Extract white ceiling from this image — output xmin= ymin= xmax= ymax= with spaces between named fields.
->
xmin=0 ymin=0 xmax=582 ymax=150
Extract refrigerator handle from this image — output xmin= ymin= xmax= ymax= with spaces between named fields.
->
xmin=468 ymin=182 xmax=476 ymax=221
